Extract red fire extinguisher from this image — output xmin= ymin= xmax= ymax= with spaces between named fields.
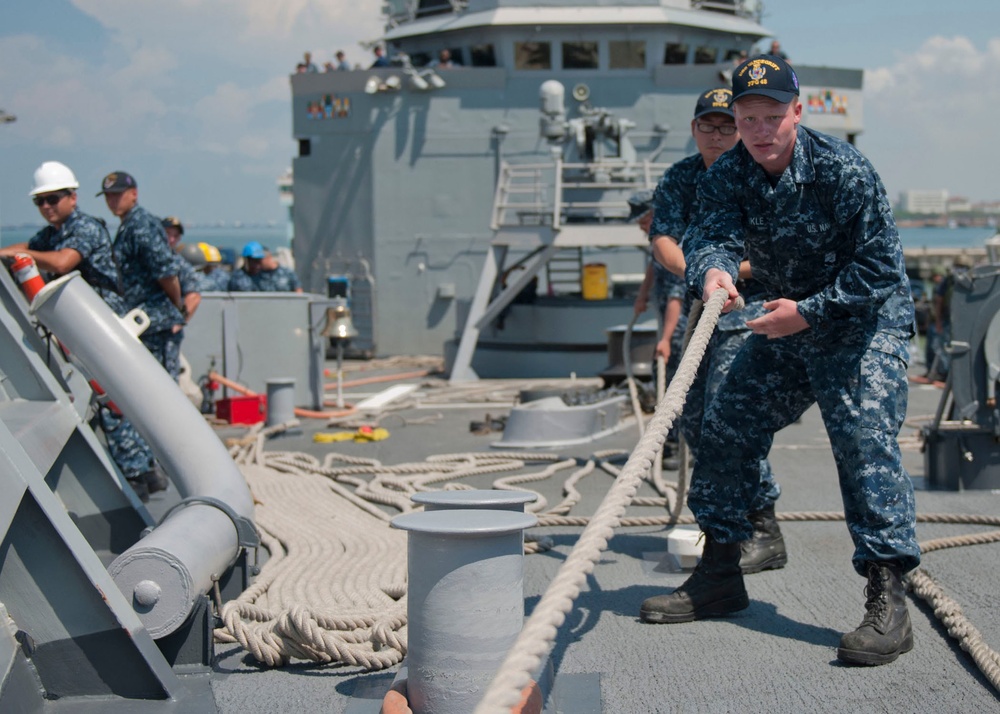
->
xmin=11 ymin=253 xmax=46 ymax=302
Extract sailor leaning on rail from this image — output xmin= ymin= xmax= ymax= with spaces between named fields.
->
xmin=641 ymin=54 xmax=920 ymax=668
xmin=0 ymin=162 xmax=164 ymax=501
xmin=641 ymin=87 xmax=787 ymax=576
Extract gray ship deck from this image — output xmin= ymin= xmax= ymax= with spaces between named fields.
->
xmin=172 ymin=360 xmax=1000 ymax=713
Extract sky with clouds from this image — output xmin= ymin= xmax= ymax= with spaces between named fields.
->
xmin=1 ymin=0 xmax=998 ymax=227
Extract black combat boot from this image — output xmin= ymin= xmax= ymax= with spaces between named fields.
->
xmin=143 ymin=467 xmax=170 ymax=495
xmin=126 ymin=476 xmax=150 ymax=503
xmin=837 ymin=561 xmax=913 ymax=666
xmin=640 ymin=534 xmax=749 ymax=623
xmin=739 ymin=506 xmax=788 ymax=574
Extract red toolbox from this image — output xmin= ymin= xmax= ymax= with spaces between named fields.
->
xmin=215 ymin=395 xmax=266 ymax=425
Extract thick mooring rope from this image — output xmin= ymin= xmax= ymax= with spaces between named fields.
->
xmin=212 ymin=292 xmax=1000 ymax=704
xmin=472 ymin=288 xmax=732 ymax=714
xmin=217 ymin=435 xmax=600 ymax=669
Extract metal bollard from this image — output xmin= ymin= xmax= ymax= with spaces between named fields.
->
xmin=391 ymin=509 xmax=537 ymax=714
xmin=410 ymin=489 xmax=537 ymax=512
xmin=265 ymin=377 xmax=296 ymax=426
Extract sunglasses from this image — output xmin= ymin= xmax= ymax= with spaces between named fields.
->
xmin=33 ymin=191 xmax=70 ymax=207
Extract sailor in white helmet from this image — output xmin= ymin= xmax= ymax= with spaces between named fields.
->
xmin=0 ymin=162 xmax=163 ymax=501
xmin=0 ymin=162 xmax=124 ymax=312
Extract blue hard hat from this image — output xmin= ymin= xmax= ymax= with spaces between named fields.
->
xmin=242 ymin=241 xmax=265 ymax=259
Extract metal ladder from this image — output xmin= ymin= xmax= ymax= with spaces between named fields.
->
xmin=545 ymin=248 xmax=584 ymax=295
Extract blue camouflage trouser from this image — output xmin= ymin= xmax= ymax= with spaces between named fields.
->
xmin=97 ymin=407 xmax=154 ymax=480
xmin=142 ymin=329 xmax=181 ymax=381
xmin=688 ymin=329 xmax=920 ymax=575
xmin=680 ymin=326 xmax=780 ymax=513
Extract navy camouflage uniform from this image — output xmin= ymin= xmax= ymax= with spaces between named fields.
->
xmin=227 ymin=268 xmax=254 ymax=292
xmin=113 ymin=205 xmax=184 ymax=379
xmin=228 ymin=265 xmax=301 ymax=292
xmin=684 ymin=126 xmax=920 ymax=575
xmin=253 ymin=265 xmax=301 ymax=292
xmin=29 ymin=210 xmax=155 ymax=480
xmin=653 ymin=154 xmax=780 ymax=509
xmin=161 ymin=254 xmax=205 ymax=379
xmin=650 ymin=262 xmax=687 ymax=377
xmin=28 ymin=209 xmax=126 ymax=315
xmin=201 ymin=267 xmax=231 ymax=292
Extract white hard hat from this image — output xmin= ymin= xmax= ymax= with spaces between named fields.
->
xmin=30 ymin=161 xmax=80 ymax=196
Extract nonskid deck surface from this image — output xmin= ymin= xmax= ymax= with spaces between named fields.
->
xmin=155 ymin=359 xmax=1000 ymax=713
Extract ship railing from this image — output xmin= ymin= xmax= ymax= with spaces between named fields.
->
xmin=491 ymin=159 xmax=672 ymax=231
xmin=691 ymin=0 xmax=763 ymax=22
xmin=383 ymin=0 xmax=466 ymax=26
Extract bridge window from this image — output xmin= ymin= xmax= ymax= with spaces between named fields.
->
xmin=610 ymin=41 xmax=645 ymax=69
xmin=416 ymin=0 xmax=452 ymax=18
xmin=515 ymin=41 xmax=552 ymax=70
xmin=694 ymin=46 xmax=719 ymax=64
xmin=664 ymin=43 xmax=688 ymax=64
xmin=563 ymin=41 xmax=599 ymax=69
xmin=471 ymin=44 xmax=497 ymax=67
xmin=410 ymin=51 xmax=432 ymax=67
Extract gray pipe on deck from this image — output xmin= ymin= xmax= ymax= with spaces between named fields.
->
xmin=30 ymin=272 xmax=255 ymax=638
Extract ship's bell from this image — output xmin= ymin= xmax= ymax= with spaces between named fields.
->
xmin=321 ymin=297 xmax=358 ymax=341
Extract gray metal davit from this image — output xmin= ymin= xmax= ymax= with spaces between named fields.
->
xmin=30 ymin=272 xmax=256 ymax=638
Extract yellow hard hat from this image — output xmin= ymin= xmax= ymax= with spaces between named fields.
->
xmin=198 ymin=242 xmax=222 ymax=264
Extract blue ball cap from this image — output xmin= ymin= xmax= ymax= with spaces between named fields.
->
xmin=694 ymin=87 xmax=734 ymax=119
xmin=242 ymin=241 xmax=265 ymax=259
xmin=732 ymin=54 xmax=799 ymax=104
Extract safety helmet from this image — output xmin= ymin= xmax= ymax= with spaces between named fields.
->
xmin=242 ymin=241 xmax=266 ymax=259
xmin=30 ymin=161 xmax=80 ymax=196
xmin=178 ymin=242 xmax=208 ymax=268
xmin=198 ymin=242 xmax=222 ymax=264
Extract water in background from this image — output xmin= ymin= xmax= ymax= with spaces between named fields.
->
xmin=1 ymin=224 xmax=996 ymax=253
xmin=0 ymin=225 xmax=289 ymax=254
xmin=899 ymin=226 xmax=997 ymax=250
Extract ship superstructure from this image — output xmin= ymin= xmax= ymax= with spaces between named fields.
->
xmin=288 ymin=0 xmax=863 ymax=374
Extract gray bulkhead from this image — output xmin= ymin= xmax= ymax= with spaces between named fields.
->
xmin=289 ymin=0 xmax=862 ymax=357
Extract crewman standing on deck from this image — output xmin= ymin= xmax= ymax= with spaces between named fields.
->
xmin=0 ymin=162 xmax=162 ymax=501
xmin=640 ymin=55 xmax=919 ymax=668
xmin=652 ymin=87 xmax=787 ymax=574
xmin=98 ymin=171 xmax=185 ymax=382
xmin=161 ymin=216 xmax=204 ymax=326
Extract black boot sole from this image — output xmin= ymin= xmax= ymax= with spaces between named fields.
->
xmin=640 ymin=593 xmax=750 ymax=624
xmin=836 ymin=632 xmax=914 ymax=666
xmin=740 ymin=551 xmax=788 ymax=575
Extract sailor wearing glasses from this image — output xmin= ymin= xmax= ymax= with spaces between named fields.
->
xmin=640 ymin=88 xmax=744 ymax=395
xmin=647 ymin=55 xmax=919 ymax=668
xmin=0 ymin=162 xmax=124 ymax=314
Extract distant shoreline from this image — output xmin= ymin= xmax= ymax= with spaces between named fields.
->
xmin=896 ymin=218 xmax=997 ymax=228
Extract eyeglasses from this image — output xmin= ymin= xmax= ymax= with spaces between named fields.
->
xmin=32 ymin=191 xmax=69 ymax=207
xmin=695 ymin=122 xmax=737 ymax=136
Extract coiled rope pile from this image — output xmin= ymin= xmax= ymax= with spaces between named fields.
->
xmin=213 ymin=289 xmax=1000 ymax=706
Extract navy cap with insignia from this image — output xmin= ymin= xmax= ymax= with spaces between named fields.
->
xmin=162 ymin=216 xmax=184 ymax=234
xmin=95 ymin=171 xmax=137 ymax=196
xmin=693 ymin=87 xmax=734 ymax=119
xmin=627 ymin=189 xmax=654 ymax=222
xmin=732 ymin=54 xmax=799 ymax=104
